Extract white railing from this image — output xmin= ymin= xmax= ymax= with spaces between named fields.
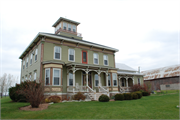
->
xmin=67 ymin=86 xmax=73 ymax=92
xmin=74 ymin=85 xmax=87 ymax=92
xmin=102 ymin=86 xmax=109 ymax=92
xmin=87 ymin=86 xmax=96 ymax=93
xmin=99 ymin=86 xmax=109 ymax=92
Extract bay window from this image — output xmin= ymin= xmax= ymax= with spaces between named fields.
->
xmin=53 ymin=68 xmax=61 ymax=86
xmin=45 ymin=68 xmax=50 ymax=85
xmin=113 ymin=73 xmax=117 ymax=86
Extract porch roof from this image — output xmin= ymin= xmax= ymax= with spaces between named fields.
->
xmin=117 ymin=71 xmax=144 ymax=76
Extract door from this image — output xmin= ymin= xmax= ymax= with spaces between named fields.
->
xmin=82 ymin=71 xmax=92 ymax=88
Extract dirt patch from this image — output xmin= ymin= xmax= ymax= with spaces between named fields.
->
xmin=19 ymin=103 xmax=49 ymax=111
xmin=110 ymin=99 xmax=115 ymax=101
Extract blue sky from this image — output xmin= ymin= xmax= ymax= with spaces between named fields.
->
xmin=0 ymin=0 xmax=179 ymax=83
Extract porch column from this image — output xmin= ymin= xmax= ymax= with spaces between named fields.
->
xmin=86 ymin=71 xmax=89 ymax=92
xmin=106 ymin=73 xmax=108 ymax=87
xmin=73 ymin=70 xmax=75 ymax=92
xmin=132 ymin=76 xmax=134 ymax=85
xmin=126 ymin=78 xmax=129 ymax=91
xmin=98 ymin=73 xmax=101 ymax=86
xmin=67 ymin=71 xmax=69 ymax=92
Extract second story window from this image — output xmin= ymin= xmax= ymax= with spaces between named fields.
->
xmin=95 ymin=74 xmax=99 ymax=87
xmin=103 ymin=55 xmax=108 ymax=66
xmin=68 ymin=24 xmax=71 ymax=31
xmin=26 ymin=57 xmax=28 ymax=68
xmin=54 ymin=46 xmax=61 ymax=60
xmin=93 ymin=53 xmax=99 ymax=64
xmin=45 ymin=68 xmax=50 ymax=85
xmin=82 ymin=51 xmax=87 ymax=64
xmin=35 ymin=48 xmax=38 ymax=62
xmin=63 ymin=22 xmax=67 ymax=30
xmin=30 ymin=54 xmax=32 ymax=65
xmin=23 ymin=60 xmax=25 ymax=69
xmin=68 ymin=49 xmax=75 ymax=62
xmin=69 ymin=72 xmax=73 ymax=86
xmin=73 ymin=25 xmax=76 ymax=32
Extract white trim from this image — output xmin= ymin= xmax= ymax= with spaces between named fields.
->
xmin=93 ymin=53 xmax=99 ymax=65
xmin=53 ymin=68 xmax=61 ymax=86
xmin=94 ymin=74 xmax=99 ymax=87
xmin=103 ymin=54 xmax=109 ymax=66
xmin=54 ymin=46 xmax=61 ymax=60
xmin=112 ymin=73 xmax=117 ymax=86
xmin=68 ymin=48 xmax=75 ymax=62
xmin=45 ymin=68 xmax=50 ymax=86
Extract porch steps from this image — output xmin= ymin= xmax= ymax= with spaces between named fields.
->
xmin=88 ymin=93 xmax=107 ymax=101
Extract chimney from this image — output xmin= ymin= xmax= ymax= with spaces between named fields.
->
xmin=138 ymin=66 xmax=140 ymax=73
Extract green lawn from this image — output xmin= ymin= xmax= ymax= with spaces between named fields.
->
xmin=1 ymin=93 xmax=179 ymax=119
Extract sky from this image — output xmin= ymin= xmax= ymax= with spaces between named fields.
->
xmin=0 ymin=0 xmax=179 ymax=83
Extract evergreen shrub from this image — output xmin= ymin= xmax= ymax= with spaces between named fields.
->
xmin=99 ymin=94 xmax=110 ymax=102
xmin=114 ymin=94 xmax=124 ymax=101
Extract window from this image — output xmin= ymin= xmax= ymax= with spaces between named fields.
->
xmin=108 ymin=73 xmax=111 ymax=86
xmin=95 ymin=74 xmax=99 ymax=87
xmin=112 ymin=73 xmax=117 ymax=86
xmin=82 ymin=51 xmax=87 ymax=64
xmin=63 ymin=22 xmax=67 ymax=30
xmin=68 ymin=49 xmax=75 ymax=61
xmin=45 ymin=68 xmax=50 ymax=85
xmin=26 ymin=57 xmax=28 ymax=68
xmin=166 ymin=85 xmax=170 ymax=87
xmin=53 ymin=68 xmax=61 ymax=85
xmin=56 ymin=23 xmax=61 ymax=31
xmin=103 ymin=55 xmax=108 ymax=66
xmin=93 ymin=53 xmax=99 ymax=64
xmin=35 ymin=48 xmax=38 ymax=62
xmin=138 ymin=78 xmax=140 ymax=85
xmin=68 ymin=24 xmax=71 ymax=31
xmin=69 ymin=72 xmax=73 ymax=86
xmin=73 ymin=25 xmax=76 ymax=32
xmin=25 ymin=76 xmax=27 ymax=81
xmin=34 ymin=72 xmax=36 ymax=81
xmin=54 ymin=46 xmax=61 ymax=60
xmin=23 ymin=60 xmax=25 ymax=69
xmin=22 ymin=77 xmax=24 ymax=82
xmin=30 ymin=54 xmax=32 ymax=65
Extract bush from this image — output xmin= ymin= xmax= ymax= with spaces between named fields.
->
xmin=9 ymin=85 xmax=26 ymax=102
xmin=135 ymin=91 xmax=142 ymax=99
xmin=123 ymin=93 xmax=132 ymax=100
xmin=99 ymin=94 xmax=110 ymax=102
xmin=110 ymin=95 xmax=115 ymax=99
xmin=142 ymin=91 xmax=149 ymax=96
xmin=132 ymin=92 xmax=138 ymax=99
xmin=114 ymin=94 xmax=124 ymax=101
xmin=73 ymin=92 xmax=86 ymax=100
xmin=48 ymin=96 xmax=61 ymax=103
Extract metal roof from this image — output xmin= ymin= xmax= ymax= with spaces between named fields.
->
xmin=142 ymin=64 xmax=180 ymax=80
xmin=52 ymin=17 xmax=80 ymax=27
xmin=116 ymin=63 xmax=137 ymax=72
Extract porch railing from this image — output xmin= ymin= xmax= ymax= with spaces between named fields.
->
xmin=87 ymin=86 xmax=96 ymax=93
xmin=67 ymin=86 xmax=87 ymax=92
xmin=67 ymin=86 xmax=73 ymax=92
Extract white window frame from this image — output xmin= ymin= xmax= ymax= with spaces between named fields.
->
xmin=23 ymin=60 xmax=25 ymax=69
xmin=73 ymin=25 xmax=76 ymax=32
xmin=26 ymin=57 xmax=28 ymax=68
xmin=45 ymin=68 xmax=50 ymax=86
xmin=94 ymin=74 xmax=99 ymax=87
xmin=68 ymin=48 xmax=75 ymax=62
xmin=69 ymin=72 xmax=73 ymax=86
xmin=112 ymin=73 xmax=117 ymax=86
xmin=63 ymin=22 xmax=67 ymax=30
xmin=54 ymin=46 xmax=61 ymax=60
xmin=30 ymin=54 xmax=33 ymax=65
xmin=34 ymin=72 xmax=36 ymax=81
xmin=35 ymin=48 xmax=38 ymax=62
xmin=108 ymin=73 xmax=111 ymax=86
xmin=53 ymin=68 xmax=61 ymax=86
xmin=68 ymin=24 xmax=71 ymax=31
xmin=103 ymin=55 xmax=109 ymax=66
xmin=93 ymin=53 xmax=99 ymax=65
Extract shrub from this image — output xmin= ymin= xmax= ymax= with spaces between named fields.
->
xmin=48 ymin=96 xmax=61 ymax=103
xmin=135 ymin=91 xmax=142 ymax=99
xmin=45 ymin=98 xmax=51 ymax=103
xmin=132 ymin=92 xmax=138 ymax=99
xmin=73 ymin=92 xmax=86 ymax=100
xmin=9 ymin=85 xmax=26 ymax=102
xmin=123 ymin=93 xmax=132 ymax=100
xmin=110 ymin=95 xmax=115 ymax=99
xmin=142 ymin=91 xmax=149 ymax=96
xmin=99 ymin=94 xmax=110 ymax=102
xmin=114 ymin=94 xmax=124 ymax=101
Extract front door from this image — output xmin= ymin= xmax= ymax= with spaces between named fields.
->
xmin=82 ymin=71 xmax=92 ymax=88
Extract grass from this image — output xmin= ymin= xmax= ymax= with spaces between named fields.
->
xmin=1 ymin=92 xmax=179 ymax=119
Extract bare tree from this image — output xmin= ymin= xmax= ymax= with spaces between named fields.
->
xmin=0 ymin=73 xmax=7 ymax=98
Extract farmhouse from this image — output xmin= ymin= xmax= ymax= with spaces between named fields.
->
xmin=142 ymin=65 xmax=180 ymax=91
xmin=19 ymin=17 xmax=144 ymax=100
